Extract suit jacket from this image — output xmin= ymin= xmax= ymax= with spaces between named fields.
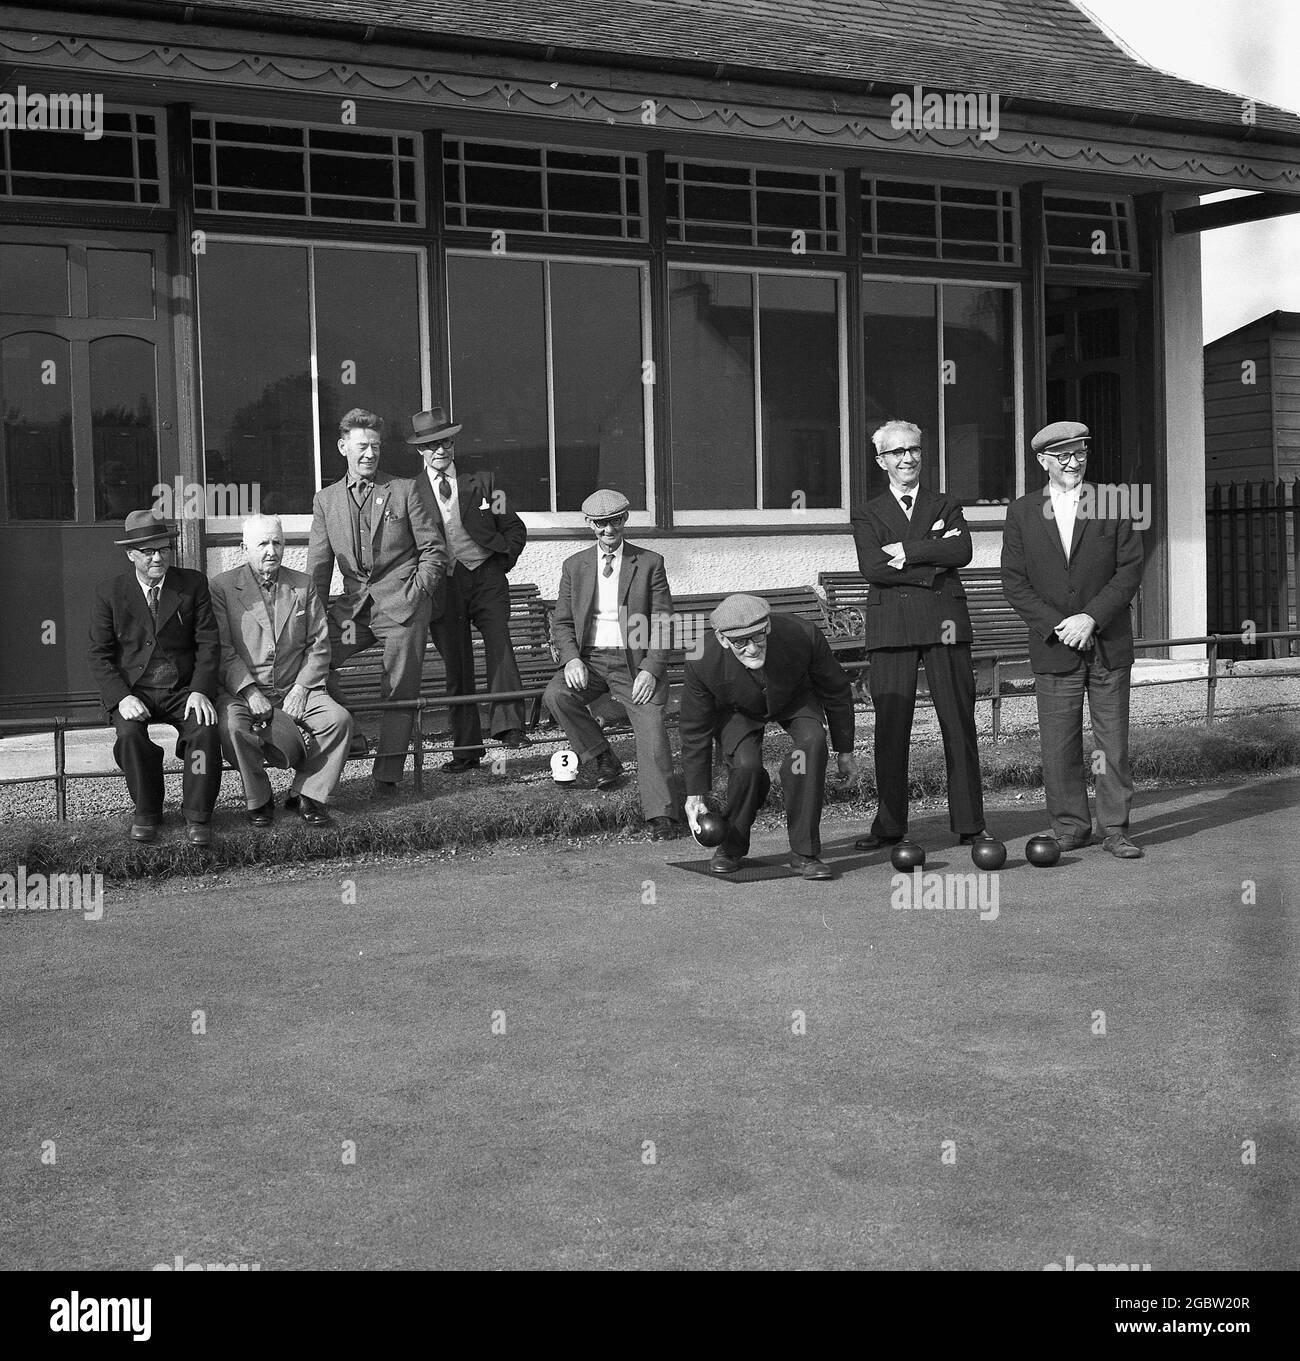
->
xmin=209 ymin=563 xmax=331 ymax=700
xmin=306 ymin=471 xmax=447 ymax=626
xmin=552 ymin=541 xmax=674 ymax=680
xmin=415 ymin=466 xmax=527 ymax=571
xmin=850 ymin=486 xmax=974 ymax=649
xmin=1001 ymin=484 xmax=1144 ymax=674
xmin=680 ymin=614 xmax=855 ymax=795
xmin=87 ymin=566 xmax=220 ymax=714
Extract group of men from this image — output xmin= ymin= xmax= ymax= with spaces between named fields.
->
xmin=87 ymin=407 xmax=1144 ymax=875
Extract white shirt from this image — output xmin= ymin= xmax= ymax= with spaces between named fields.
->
xmin=890 ymin=485 xmax=917 ymax=519
xmin=592 ymin=542 xmax=624 ymax=649
xmin=1049 ymin=484 xmax=1081 ymax=561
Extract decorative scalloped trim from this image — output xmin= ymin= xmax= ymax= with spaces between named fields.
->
xmin=6 ymin=30 xmax=1299 ymax=191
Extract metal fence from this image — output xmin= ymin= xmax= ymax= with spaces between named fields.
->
xmin=3 ymin=633 xmax=1297 ymax=821
xmin=1207 ymin=478 xmax=1300 ymax=659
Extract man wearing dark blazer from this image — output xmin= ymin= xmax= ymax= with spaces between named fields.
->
xmin=851 ymin=419 xmax=990 ymax=851
xmin=87 ymin=510 xmax=221 ymax=845
xmin=306 ymin=407 xmax=448 ymax=794
xmin=1002 ymin=420 xmax=1145 ymax=858
xmin=681 ymin=595 xmax=857 ymax=880
xmin=211 ymin=514 xmax=353 ymax=828
xmin=408 ymin=407 xmax=530 ymax=772
xmin=543 ymin=489 xmax=682 ymax=839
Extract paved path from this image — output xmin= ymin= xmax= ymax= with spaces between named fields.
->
xmin=2 ymin=774 xmax=1296 ymax=1269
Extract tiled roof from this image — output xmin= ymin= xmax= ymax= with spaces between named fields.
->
xmin=117 ymin=0 xmax=1300 ymax=140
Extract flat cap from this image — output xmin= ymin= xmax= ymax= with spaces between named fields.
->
xmin=581 ymin=489 xmax=630 ymax=519
xmin=1031 ymin=420 xmax=1090 ymax=453
xmin=710 ymin=593 xmax=771 ymax=638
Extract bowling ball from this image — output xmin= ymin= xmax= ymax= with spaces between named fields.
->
xmin=550 ymin=749 xmax=579 ymax=784
xmin=970 ymin=837 xmax=1007 ymax=871
xmin=693 ymin=811 xmax=729 ymax=848
xmin=1025 ymin=834 xmax=1062 ymax=867
xmin=890 ymin=840 xmax=926 ymax=871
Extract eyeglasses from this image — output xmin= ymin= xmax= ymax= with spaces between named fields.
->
xmin=1042 ymin=449 xmax=1088 ymax=466
xmin=728 ymin=626 xmax=769 ymax=652
xmin=131 ymin=546 xmax=172 ymax=558
xmin=880 ymin=445 xmax=922 ymax=459
xmin=588 ymin=515 xmax=627 ymax=529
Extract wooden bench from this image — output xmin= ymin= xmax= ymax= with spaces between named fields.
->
xmin=332 ymin=583 xmax=557 ymax=732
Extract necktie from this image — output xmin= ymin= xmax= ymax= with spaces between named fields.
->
xmin=147 ymin=585 xmax=160 ymax=624
xmin=437 ymin=473 xmax=451 ymax=502
xmin=351 ymin=480 xmax=371 ymax=508
xmin=900 ymin=494 xmax=913 ymax=515
xmin=602 ymin=553 xmax=614 ymax=578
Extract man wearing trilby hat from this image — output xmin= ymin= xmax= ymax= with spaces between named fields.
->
xmin=87 ymin=510 xmax=222 ymax=845
xmin=680 ymin=593 xmax=857 ymax=880
xmin=543 ymin=489 xmax=683 ymax=839
xmin=210 ymin=514 xmax=353 ymax=827
xmin=408 ymin=406 xmax=531 ymax=772
xmin=1002 ymin=420 xmax=1145 ymax=858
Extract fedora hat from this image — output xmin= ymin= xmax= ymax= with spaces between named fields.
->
xmin=250 ymin=708 xmax=315 ymax=770
xmin=405 ymin=407 xmax=463 ymax=445
xmin=115 ymin=509 xmax=176 ymax=549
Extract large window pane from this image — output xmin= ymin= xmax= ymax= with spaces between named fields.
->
xmin=759 ymin=275 xmax=840 ymax=509
xmin=447 ymin=255 xmax=549 ymax=508
xmin=942 ymin=285 xmax=1015 ymax=503
xmin=0 ymin=244 xmax=69 ymax=316
xmin=198 ymin=242 xmax=312 ymax=513
xmin=91 ymin=336 xmax=158 ymax=521
xmin=1 ymin=333 xmax=73 ymax=519
xmin=549 ymin=262 xmax=645 ymax=511
xmin=314 ymin=248 xmax=424 ymax=483
xmin=670 ymin=269 xmax=755 ymax=510
xmin=862 ymin=280 xmax=939 ymax=494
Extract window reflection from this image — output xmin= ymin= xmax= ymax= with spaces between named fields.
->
xmin=942 ymin=286 xmax=1014 ymax=503
xmin=862 ymin=280 xmax=939 ymax=494
xmin=0 ymin=244 xmax=70 ymax=317
xmin=1 ymin=332 xmax=74 ymax=519
xmin=91 ymin=336 xmax=158 ymax=521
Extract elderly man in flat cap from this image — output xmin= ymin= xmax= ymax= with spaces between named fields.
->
xmin=681 ymin=594 xmax=857 ymax=880
xmin=409 ymin=406 xmax=531 ymax=772
xmin=87 ymin=510 xmax=221 ymax=845
xmin=1002 ymin=420 xmax=1145 ymax=858
xmin=850 ymin=418 xmax=993 ymax=854
xmin=210 ymin=514 xmax=353 ymax=827
xmin=543 ymin=489 xmax=682 ymax=839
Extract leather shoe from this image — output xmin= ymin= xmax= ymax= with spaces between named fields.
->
xmin=298 ymin=794 xmax=333 ymax=827
xmin=594 ymin=750 xmax=624 ymax=789
xmin=959 ymin=830 xmax=995 ymax=845
xmin=1056 ymin=832 xmax=1094 ymax=852
xmin=283 ymin=793 xmax=300 ymax=811
xmin=855 ymin=832 xmax=902 ymax=851
xmin=789 ymin=852 xmax=834 ymax=880
xmin=648 ymin=817 xmax=681 ymax=841
xmin=185 ymin=822 xmax=212 ymax=847
xmin=1103 ymin=832 xmax=1144 ymax=859
xmin=709 ymin=850 xmax=743 ymax=875
xmin=442 ymin=757 xmax=481 ymax=773
xmin=246 ymin=800 xmax=274 ymax=828
xmin=347 ymin=733 xmax=370 ymax=759
xmin=373 ymin=780 xmax=401 ymax=799
xmin=129 ymin=820 xmax=157 ymax=843
xmin=498 ymin=729 xmax=531 ymax=748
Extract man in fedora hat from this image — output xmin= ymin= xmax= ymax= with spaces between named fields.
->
xmin=544 ymin=489 xmax=683 ymax=839
xmin=306 ymin=407 xmax=447 ymax=795
xmin=1002 ymin=420 xmax=1145 ymax=858
xmin=409 ymin=406 xmax=531 ymax=772
xmin=211 ymin=514 xmax=353 ymax=827
xmin=681 ymin=594 xmax=857 ymax=880
xmin=87 ymin=510 xmax=222 ymax=845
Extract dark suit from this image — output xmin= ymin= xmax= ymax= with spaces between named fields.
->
xmin=681 ymin=615 xmax=854 ymax=859
xmin=1001 ymin=484 xmax=1144 ymax=839
xmin=544 ymin=541 xmax=678 ymax=819
xmin=851 ymin=485 xmax=985 ymax=839
xmin=417 ymin=465 xmax=528 ymax=760
xmin=87 ymin=566 xmax=222 ymax=823
xmin=306 ymin=470 xmax=447 ymax=783
xmin=210 ymin=563 xmax=353 ymax=808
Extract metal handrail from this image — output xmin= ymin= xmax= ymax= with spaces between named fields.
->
xmin=2 ymin=633 xmax=1298 ymax=819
